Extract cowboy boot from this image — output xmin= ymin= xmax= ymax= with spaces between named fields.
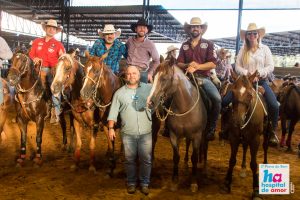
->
xmin=268 ymin=126 xmax=279 ymax=147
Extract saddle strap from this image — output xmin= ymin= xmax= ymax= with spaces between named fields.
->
xmin=16 ymin=94 xmax=31 ymax=120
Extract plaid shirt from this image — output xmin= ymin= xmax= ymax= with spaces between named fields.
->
xmin=90 ymin=38 xmax=127 ymax=73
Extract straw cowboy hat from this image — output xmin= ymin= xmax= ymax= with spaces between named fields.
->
xmin=240 ymin=23 xmax=266 ymax=41
xmin=131 ymin=18 xmax=153 ymax=33
xmin=41 ymin=19 xmax=63 ymax=33
xmin=166 ymin=45 xmax=179 ymax=54
xmin=98 ymin=24 xmax=121 ymax=38
xmin=184 ymin=17 xmax=208 ymax=35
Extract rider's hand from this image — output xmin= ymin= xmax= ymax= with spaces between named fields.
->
xmin=33 ymin=57 xmax=41 ymax=64
xmin=148 ymin=74 xmax=153 ymax=83
xmin=108 ymin=129 xmax=116 ymax=141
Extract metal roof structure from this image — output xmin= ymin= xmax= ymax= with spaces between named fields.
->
xmin=0 ymin=0 xmax=299 ymax=56
xmin=212 ymin=30 xmax=300 ymax=56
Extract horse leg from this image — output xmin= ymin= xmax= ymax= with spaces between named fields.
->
xmin=240 ymin=142 xmax=248 ymax=178
xmin=68 ymin=113 xmax=75 ymax=153
xmin=286 ymin=118 xmax=297 ymax=151
xmin=89 ymin=127 xmax=97 ymax=174
xmin=221 ymin=138 xmax=239 ymax=193
xmin=190 ymin=135 xmax=201 ymax=193
xmin=263 ymin=131 xmax=269 ymax=164
xmin=33 ymin=117 xmax=45 ymax=167
xmin=59 ymin=112 xmax=67 ymax=151
xmin=151 ymin=115 xmax=160 ymax=163
xmin=249 ymin=138 xmax=261 ymax=199
xmin=280 ymin=115 xmax=287 ymax=147
xmin=103 ymin=125 xmax=116 ymax=177
xmin=16 ymin=117 xmax=28 ymax=167
xmin=169 ymin=133 xmax=180 ymax=191
xmin=103 ymin=126 xmax=113 ymax=156
xmin=71 ymin=119 xmax=82 ymax=171
xmin=184 ymin=138 xmax=191 ymax=169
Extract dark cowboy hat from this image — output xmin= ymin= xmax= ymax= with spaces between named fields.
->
xmin=130 ymin=18 xmax=153 ymax=33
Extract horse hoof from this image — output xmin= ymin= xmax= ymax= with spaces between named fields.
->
xmin=190 ymin=183 xmax=198 ymax=193
xmin=240 ymin=169 xmax=247 ymax=178
xmin=219 ymin=184 xmax=230 ymax=194
xmin=89 ymin=165 xmax=97 ymax=174
xmin=70 ymin=164 xmax=78 ymax=172
xmin=252 ymin=192 xmax=263 ymax=200
xmin=16 ymin=158 xmax=25 ymax=168
xmin=170 ymin=183 xmax=178 ymax=192
xmin=33 ymin=157 xmax=43 ymax=167
xmin=67 ymin=146 xmax=74 ymax=154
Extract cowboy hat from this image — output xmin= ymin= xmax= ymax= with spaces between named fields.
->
xmin=98 ymin=24 xmax=121 ymax=38
xmin=183 ymin=17 xmax=208 ymax=35
xmin=240 ymin=23 xmax=266 ymax=41
xmin=166 ymin=45 xmax=179 ymax=54
xmin=130 ymin=18 xmax=153 ymax=33
xmin=41 ymin=19 xmax=63 ymax=33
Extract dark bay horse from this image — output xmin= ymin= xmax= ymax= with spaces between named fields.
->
xmin=221 ymin=71 xmax=269 ymax=199
xmin=277 ymin=83 xmax=300 ymax=150
xmin=7 ymin=53 xmax=46 ymax=167
xmin=148 ymin=56 xmax=207 ymax=192
xmin=51 ymin=53 xmax=98 ymax=172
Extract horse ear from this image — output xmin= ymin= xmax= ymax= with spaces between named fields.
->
xmin=231 ymin=69 xmax=238 ymax=81
xmin=160 ymin=55 xmax=164 ymax=63
xmin=169 ymin=56 xmax=177 ymax=67
xmin=248 ymin=70 xmax=258 ymax=83
xmin=85 ymin=50 xmax=90 ymax=58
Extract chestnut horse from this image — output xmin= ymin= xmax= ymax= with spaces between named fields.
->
xmin=51 ymin=53 xmax=98 ymax=172
xmin=148 ymin=56 xmax=207 ymax=192
xmin=221 ymin=71 xmax=269 ymax=199
xmin=7 ymin=53 xmax=46 ymax=167
xmin=0 ymin=79 xmax=11 ymax=141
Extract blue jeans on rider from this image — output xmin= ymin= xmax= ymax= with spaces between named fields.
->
xmin=42 ymin=67 xmax=61 ymax=117
xmin=221 ymin=80 xmax=279 ymax=129
xmin=122 ymin=132 xmax=152 ymax=187
xmin=140 ymin=71 xmax=148 ymax=83
xmin=202 ymin=78 xmax=222 ymax=131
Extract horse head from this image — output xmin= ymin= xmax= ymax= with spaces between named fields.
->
xmin=8 ymin=53 xmax=35 ymax=86
xmin=51 ymin=53 xmax=75 ymax=97
xmin=80 ymin=52 xmax=107 ymax=100
xmin=230 ymin=70 xmax=258 ymax=128
xmin=148 ymin=56 xmax=178 ymax=110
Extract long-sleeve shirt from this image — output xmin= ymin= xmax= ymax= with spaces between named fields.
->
xmin=177 ymin=38 xmax=217 ymax=77
xmin=108 ymin=82 xmax=152 ymax=135
xmin=0 ymin=37 xmax=13 ymax=68
xmin=89 ymin=38 xmax=127 ymax=73
xmin=235 ymin=43 xmax=274 ymax=78
xmin=126 ymin=37 xmax=160 ymax=76
xmin=29 ymin=37 xmax=65 ymax=67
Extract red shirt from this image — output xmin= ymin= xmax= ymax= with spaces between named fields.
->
xmin=177 ymin=38 xmax=217 ymax=77
xmin=29 ymin=37 xmax=65 ymax=67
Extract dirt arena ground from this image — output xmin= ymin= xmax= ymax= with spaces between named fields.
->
xmin=0 ymin=104 xmax=299 ymax=200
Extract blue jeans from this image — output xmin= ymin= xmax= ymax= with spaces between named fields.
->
xmin=222 ymin=80 xmax=279 ymax=128
xmin=122 ymin=133 xmax=152 ymax=186
xmin=140 ymin=71 xmax=148 ymax=83
xmin=42 ymin=67 xmax=61 ymax=117
xmin=201 ymin=78 xmax=222 ymax=131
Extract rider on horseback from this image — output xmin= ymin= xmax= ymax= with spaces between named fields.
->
xmin=177 ymin=17 xmax=221 ymax=141
xmin=222 ymin=23 xmax=279 ymax=146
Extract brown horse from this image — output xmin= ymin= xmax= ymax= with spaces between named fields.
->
xmin=221 ymin=71 xmax=269 ymax=199
xmin=7 ymin=53 xmax=46 ymax=167
xmin=0 ymin=79 xmax=11 ymax=141
xmin=148 ymin=56 xmax=207 ymax=192
xmin=51 ymin=53 xmax=98 ymax=172
xmin=277 ymin=83 xmax=300 ymax=150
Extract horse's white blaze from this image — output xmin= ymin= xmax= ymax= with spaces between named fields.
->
xmin=51 ymin=60 xmax=64 ymax=95
xmin=82 ymin=65 xmax=93 ymax=90
xmin=148 ymin=72 xmax=161 ymax=100
xmin=239 ymin=86 xmax=246 ymax=95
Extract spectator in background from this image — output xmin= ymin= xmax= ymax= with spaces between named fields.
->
xmin=165 ymin=45 xmax=179 ymax=59
xmin=294 ymin=62 xmax=299 ymax=68
xmin=215 ymin=48 xmax=232 ymax=81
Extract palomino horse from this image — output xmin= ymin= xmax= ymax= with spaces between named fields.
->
xmin=51 ymin=53 xmax=99 ymax=172
xmin=7 ymin=53 xmax=46 ymax=167
xmin=221 ymin=71 xmax=269 ymax=199
xmin=148 ymin=56 xmax=207 ymax=192
xmin=0 ymin=79 xmax=11 ymax=141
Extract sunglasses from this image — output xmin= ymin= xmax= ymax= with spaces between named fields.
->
xmin=246 ymin=31 xmax=258 ymax=36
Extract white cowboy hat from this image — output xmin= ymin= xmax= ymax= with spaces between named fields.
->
xmin=41 ymin=19 xmax=63 ymax=33
xmin=98 ymin=24 xmax=121 ymax=38
xmin=183 ymin=17 xmax=208 ymax=35
xmin=240 ymin=23 xmax=266 ymax=41
xmin=166 ymin=45 xmax=179 ymax=54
